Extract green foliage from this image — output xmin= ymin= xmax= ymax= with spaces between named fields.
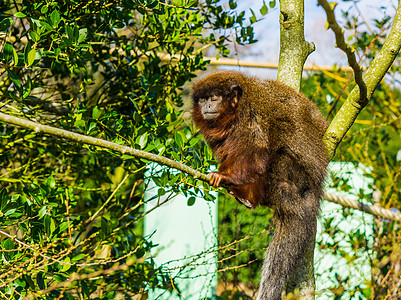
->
xmin=301 ymin=4 xmax=401 ymax=297
xmin=302 ymin=70 xmax=401 ymax=298
xmin=217 ymin=194 xmax=272 ymax=296
xmin=0 ymin=0 xmax=259 ymax=298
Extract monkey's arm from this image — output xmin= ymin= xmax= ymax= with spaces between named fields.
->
xmin=210 ymin=164 xmax=266 ymax=209
xmin=210 ymin=148 xmax=267 ymax=186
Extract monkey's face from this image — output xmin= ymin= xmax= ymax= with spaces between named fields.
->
xmin=198 ymin=95 xmax=224 ymax=121
xmin=192 ymin=83 xmax=242 ymax=123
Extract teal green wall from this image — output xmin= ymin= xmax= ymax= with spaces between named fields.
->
xmin=144 ymin=164 xmax=218 ymax=299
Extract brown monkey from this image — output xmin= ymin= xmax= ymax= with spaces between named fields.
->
xmin=192 ymin=71 xmax=328 ymax=299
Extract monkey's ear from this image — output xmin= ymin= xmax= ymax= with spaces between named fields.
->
xmin=230 ymin=85 xmax=242 ymax=107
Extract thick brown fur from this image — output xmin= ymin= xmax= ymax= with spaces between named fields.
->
xmin=192 ymin=71 xmax=329 ymax=299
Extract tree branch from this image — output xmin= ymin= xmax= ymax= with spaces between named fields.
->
xmin=1 ymin=111 xmax=400 ymax=223
xmin=318 ymin=0 xmax=367 ymax=106
xmin=0 ymin=111 xmax=210 ymax=183
xmin=322 ymin=0 xmax=401 ymax=158
xmin=277 ymin=0 xmax=315 ymax=91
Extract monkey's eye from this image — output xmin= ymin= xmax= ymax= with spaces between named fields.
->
xmin=198 ymin=98 xmax=206 ymax=104
xmin=211 ymin=95 xmax=221 ymax=102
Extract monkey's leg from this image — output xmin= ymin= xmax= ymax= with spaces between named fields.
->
xmin=256 ymin=189 xmax=319 ymax=300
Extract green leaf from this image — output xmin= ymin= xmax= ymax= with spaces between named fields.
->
xmin=46 ymin=176 xmax=56 ymax=189
xmin=140 ymin=76 xmax=149 ymax=90
xmin=36 ymin=272 xmax=46 ymax=289
xmin=6 ymin=68 xmax=22 ymax=89
xmin=38 ymin=206 xmax=47 ymax=219
xmin=135 ymin=248 xmax=145 ymax=259
xmin=101 ymin=218 xmax=109 ymax=234
xmin=92 ymin=106 xmax=103 ymax=119
xmin=114 ymin=21 xmax=124 ymax=29
xmin=50 ymin=10 xmax=61 ymax=27
xmin=204 ymin=191 xmax=216 ymax=201
xmin=53 ymin=274 xmax=64 ymax=283
xmin=22 ymin=75 xmax=32 ymax=99
xmin=78 ymin=28 xmax=87 ymax=43
xmin=157 ymin=188 xmax=165 ymax=197
xmin=62 ymin=257 xmax=71 ymax=272
xmin=229 ymin=0 xmax=237 ymax=9
xmin=260 ymin=1 xmax=268 ymax=15
xmin=50 ymin=218 xmax=56 ymax=235
xmin=188 ymin=0 xmax=198 ymax=6
xmin=0 ymin=18 xmax=11 ymax=32
xmin=24 ymin=43 xmax=31 ymax=63
xmin=269 ymin=0 xmax=276 ymax=8
xmin=26 ymin=49 xmax=36 ymax=67
xmin=72 ymin=253 xmax=86 ymax=261
xmin=146 ymin=0 xmax=158 ymax=8
xmin=62 ymin=36 xmax=73 ymax=47
xmin=187 ymin=196 xmax=196 ymax=206
xmin=14 ymin=12 xmax=27 ymax=18
xmin=189 ymin=138 xmax=200 ymax=147
xmin=175 ymin=131 xmax=184 ymax=148
xmin=12 ymin=47 xmax=18 ymax=65
xmin=171 ymin=151 xmax=180 ymax=161
xmin=138 ymin=132 xmax=148 ymax=149
xmin=1 ymin=238 xmax=15 ymax=260
xmin=40 ymin=21 xmax=53 ymax=31
xmin=74 ymin=119 xmax=86 ymax=129
xmin=59 ymin=222 xmax=69 ymax=233
xmin=23 ymin=274 xmax=35 ymax=289
xmin=88 ymin=122 xmax=96 ymax=132
xmin=4 ymin=207 xmax=17 ymax=217
xmin=249 ymin=9 xmax=257 ymax=24
xmin=29 ymin=31 xmax=40 ymax=42
xmin=3 ymin=42 xmax=13 ymax=62
xmin=2 ymin=238 xmax=14 ymax=250
xmin=171 ymin=0 xmax=184 ymax=6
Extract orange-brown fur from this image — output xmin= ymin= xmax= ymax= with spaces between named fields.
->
xmin=192 ymin=71 xmax=328 ymax=299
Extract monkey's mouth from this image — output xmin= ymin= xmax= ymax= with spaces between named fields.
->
xmin=203 ymin=113 xmax=218 ymax=120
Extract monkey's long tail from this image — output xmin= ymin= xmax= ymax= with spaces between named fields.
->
xmin=256 ymin=198 xmax=318 ymax=300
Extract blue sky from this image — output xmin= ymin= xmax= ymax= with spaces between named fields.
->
xmin=224 ymin=0 xmax=397 ymax=77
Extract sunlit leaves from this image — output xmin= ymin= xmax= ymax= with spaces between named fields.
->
xmin=24 ymin=44 xmax=36 ymax=67
xmin=14 ymin=12 xmax=26 ymax=18
xmin=0 ymin=0 xmax=259 ymax=297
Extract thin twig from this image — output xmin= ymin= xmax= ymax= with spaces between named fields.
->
xmin=318 ymin=0 xmax=367 ymax=105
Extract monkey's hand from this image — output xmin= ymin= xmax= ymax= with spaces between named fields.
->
xmin=209 ymin=172 xmax=227 ymax=188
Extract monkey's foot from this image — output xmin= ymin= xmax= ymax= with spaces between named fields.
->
xmin=235 ymin=196 xmax=254 ymax=209
xmin=209 ymin=172 xmax=225 ymax=188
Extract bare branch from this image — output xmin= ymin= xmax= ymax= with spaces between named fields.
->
xmin=318 ymin=0 xmax=367 ymax=106
xmin=277 ymin=0 xmax=315 ymax=91
xmin=322 ymin=1 xmax=401 ymax=158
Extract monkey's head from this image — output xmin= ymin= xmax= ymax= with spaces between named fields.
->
xmin=192 ymin=71 xmax=244 ymax=124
